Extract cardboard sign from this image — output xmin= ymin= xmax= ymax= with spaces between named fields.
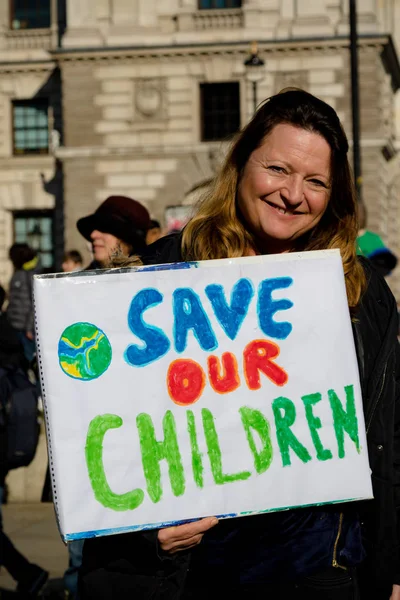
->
xmin=34 ymin=249 xmax=373 ymax=542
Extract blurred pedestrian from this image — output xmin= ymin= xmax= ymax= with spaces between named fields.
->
xmin=0 ymin=284 xmax=48 ymax=596
xmin=76 ymin=195 xmax=150 ymax=269
xmin=62 ymin=250 xmax=83 ymax=273
xmin=357 ymin=203 xmax=397 ymax=277
xmin=0 ymin=285 xmax=27 ymax=372
xmin=146 ymin=219 xmax=163 ymax=245
xmin=7 ymin=243 xmax=41 ymax=365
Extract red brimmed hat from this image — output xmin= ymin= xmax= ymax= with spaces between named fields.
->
xmin=77 ymin=195 xmax=150 ymax=251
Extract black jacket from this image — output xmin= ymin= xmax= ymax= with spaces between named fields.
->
xmin=81 ymin=235 xmax=400 ymax=599
xmin=7 ymin=263 xmax=41 ymax=334
xmin=0 ymin=313 xmax=27 ymax=371
xmin=0 ymin=312 xmax=27 ymax=484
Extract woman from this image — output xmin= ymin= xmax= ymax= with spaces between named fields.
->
xmin=80 ymin=90 xmax=400 ymax=599
xmin=7 ymin=243 xmax=40 ymax=364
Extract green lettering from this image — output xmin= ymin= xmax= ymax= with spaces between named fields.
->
xmin=328 ymin=385 xmax=360 ymax=458
xmin=136 ymin=410 xmax=185 ymax=503
xmin=272 ymin=397 xmax=312 ymax=466
xmin=202 ymin=408 xmax=251 ymax=484
xmin=239 ymin=406 xmax=273 ymax=474
xmin=85 ymin=414 xmax=144 ymax=511
xmin=187 ymin=410 xmax=204 ymax=488
xmin=302 ymin=393 xmax=332 ymax=461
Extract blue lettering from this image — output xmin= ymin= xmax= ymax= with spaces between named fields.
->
xmin=205 ymin=278 xmax=254 ymax=340
xmin=125 ymin=289 xmax=170 ymax=367
xmin=173 ymin=288 xmax=218 ymax=353
xmin=258 ymin=277 xmax=293 ymax=340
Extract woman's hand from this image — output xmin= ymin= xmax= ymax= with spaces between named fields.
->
xmin=157 ymin=517 xmax=218 ymax=554
xmin=390 ymin=584 xmax=400 ymax=600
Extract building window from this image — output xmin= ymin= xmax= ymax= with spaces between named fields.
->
xmin=10 ymin=0 xmax=51 ymax=30
xmin=198 ymin=0 xmax=242 ymax=8
xmin=13 ymin=99 xmax=49 ymax=155
xmin=13 ymin=210 xmax=55 ymax=271
xmin=200 ymin=82 xmax=240 ymax=142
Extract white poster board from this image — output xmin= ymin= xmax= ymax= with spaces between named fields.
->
xmin=34 ymin=249 xmax=373 ymax=542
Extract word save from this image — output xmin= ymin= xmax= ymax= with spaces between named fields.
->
xmin=124 ymin=276 xmax=293 ymax=404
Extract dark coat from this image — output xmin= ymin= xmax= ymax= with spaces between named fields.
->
xmin=0 ymin=312 xmax=27 ymax=484
xmin=0 ymin=313 xmax=27 ymax=371
xmin=6 ymin=266 xmax=39 ymax=333
xmin=80 ymin=235 xmax=400 ymax=599
xmin=352 ymin=257 xmax=400 ymax=593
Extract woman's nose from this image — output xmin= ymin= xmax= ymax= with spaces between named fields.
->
xmin=90 ymin=229 xmax=100 ymax=240
xmin=280 ymin=175 xmax=303 ymax=205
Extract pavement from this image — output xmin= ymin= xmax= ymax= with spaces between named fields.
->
xmin=0 ymin=503 xmax=68 ymax=597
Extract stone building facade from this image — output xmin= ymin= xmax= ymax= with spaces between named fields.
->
xmin=0 ymin=2 xmax=400 ymax=278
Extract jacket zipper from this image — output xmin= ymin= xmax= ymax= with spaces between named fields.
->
xmin=332 ymin=513 xmax=347 ymax=570
xmin=366 ymin=364 xmax=387 ymax=434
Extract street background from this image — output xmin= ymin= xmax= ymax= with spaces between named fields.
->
xmin=0 ymin=503 xmax=67 ymax=595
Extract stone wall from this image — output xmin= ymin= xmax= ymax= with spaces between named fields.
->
xmin=0 ymin=157 xmax=56 ymax=286
xmin=0 ymin=62 xmax=60 ymax=286
xmin=61 ymin=0 xmax=389 ymax=48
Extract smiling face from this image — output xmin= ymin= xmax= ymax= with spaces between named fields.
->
xmin=90 ymin=230 xmax=132 ymax=266
xmin=237 ymin=123 xmax=332 ymax=254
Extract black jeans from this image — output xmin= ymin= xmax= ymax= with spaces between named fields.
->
xmin=183 ymin=567 xmax=360 ymax=600
xmin=0 ymin=484 xmax=34 ymax=583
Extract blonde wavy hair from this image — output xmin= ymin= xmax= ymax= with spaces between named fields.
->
xmin=181 ymin=89 xmax=365 ymax=308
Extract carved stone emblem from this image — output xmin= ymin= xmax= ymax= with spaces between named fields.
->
xmin=134 ymin=78 xmax=165 ymax=119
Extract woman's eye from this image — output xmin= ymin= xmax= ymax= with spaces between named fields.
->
xmin=268 ymin=165 xmax=285 ymax=173
xmin=310 ymin=179 xmax=326 ymax=188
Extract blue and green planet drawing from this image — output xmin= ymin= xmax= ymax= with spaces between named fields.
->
xmin=58 ymin=322 xmax=112 ymax=380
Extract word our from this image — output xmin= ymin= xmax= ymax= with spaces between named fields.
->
xmin=125 ymin=276 xmax=293 ymax=368
xmin=167 ymin=340 xmax=288 ymax=406
xmin=85 ymin=384 xmax=360 ymax=513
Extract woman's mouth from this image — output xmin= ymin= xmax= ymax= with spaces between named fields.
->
xmin=265 ymin=201 xmax=302 ymax=216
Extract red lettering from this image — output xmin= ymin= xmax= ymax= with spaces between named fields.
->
xmin=207 ymin=352 xmax=240 ymax=394
xmin=167 ymin=359 xmax=206 ymax=406
xmin=244 ymin=339 xmax=288 ymax=389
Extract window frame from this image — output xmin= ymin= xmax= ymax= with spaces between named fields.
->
xmin=12 ymin=98 xmax=50 ymax=156
xmin=200 ymin=81 xmax=241 ymax=142
xmin=12 ymin=209 xmax=55 ymax=272
xmin=198 ymin=0 xmax=242 ymax=9
xmin=9 ymin=0 xmax=51 ymax=30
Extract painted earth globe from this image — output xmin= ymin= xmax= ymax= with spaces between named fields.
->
xmin=58 ymin=322 xmax=112 ymax=380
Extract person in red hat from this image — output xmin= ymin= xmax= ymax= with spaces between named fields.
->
xmin=76 ymin=195 xmax=150 ymax=269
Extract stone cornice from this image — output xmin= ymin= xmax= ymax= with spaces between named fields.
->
xmin=0 ymin=155 xmax=55 ymax=168
xmin=0 ymin=58 xmax=56 ymax=74
xmin=0 ymin=34 xmax=395 ymax=79
xmin=54 ymin=141 xmax=227 ymax=160
xmin=50 ymin=34 xmax=393 ymax=63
